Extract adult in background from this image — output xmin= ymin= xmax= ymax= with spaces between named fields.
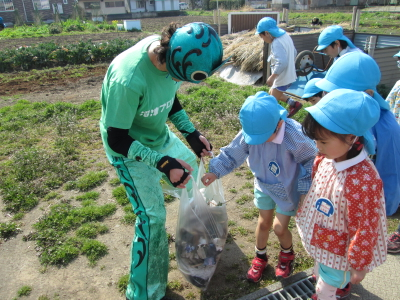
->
xmin=256 ymin=17 xmax=303 ymax=118
xmin=100 ymin=22 xmax=227 ymax=300
xmin=315 ymin=51 xmax=400 ymax=218
xmin=311 ymin=17 xmax=323 ymax=26
xmin=316 ymin=25 xmax=363 ymax=61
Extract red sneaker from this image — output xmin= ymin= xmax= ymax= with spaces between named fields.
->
xmin=288 ymin=101 xmax=303 ymax=118
xmin=336 ymin=283 xmax=351 ymax=299
xmin=387 ymin=232 xmax=400 ymax=254
xmin=247 ymin=256 xmax=267 ymax=282
xmin=275 ymin=250 xmax=295 ymax=279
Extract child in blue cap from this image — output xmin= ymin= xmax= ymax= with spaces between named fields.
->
xmin=316 ymin=25 xmax=362 ymax=61
xmin=255 ymin=17 xmax=302 ymax=117
xmin=302 ymin=78 xmax=324 ymax=105
xmin=297 ymin=89 xmax=387 ymax=300
xmin=386 ymin=50 xmax=400 ymax=125
xmin=201 ymin=91 xmax=317 ymax=282
xmin=315 ymin=51 xmax=400 ymax=217
xmin=386 ymin=50 xmax=400 ymax=254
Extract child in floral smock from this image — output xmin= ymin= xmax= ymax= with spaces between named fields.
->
xmin=296 ymin=89 xmax=387 ymax=300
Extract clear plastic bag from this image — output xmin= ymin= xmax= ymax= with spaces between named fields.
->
xmin=175 ymin=158 xmax=228 ymax=290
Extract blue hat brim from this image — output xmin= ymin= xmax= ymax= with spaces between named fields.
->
xmin=302 ymin=92 xmax=318 ymax=99
xmin=305 ymin=105 xmax=348 ymax=135
xmin=315 ymin=78 xmax=342 ymax=92
xmin=255 ymin=27 xmax=286 ymax=37
xmin=317 ymin=35 xmax=355 ymax=51
xmin=394 ymin=52 xmax=400 ymax=57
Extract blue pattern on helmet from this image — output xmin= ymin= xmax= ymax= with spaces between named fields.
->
xmin=166 ymin=22 xmax=226 ymax=83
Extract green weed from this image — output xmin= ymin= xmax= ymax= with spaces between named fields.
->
xmin=117 ymin=274 xmax=129 ymax=294
xmin=17 ymin=285 xmax=32 ymax=297
xmin=167 ymin=280 xmax=184 ymax=291
xmin=112 ymin=186 xmax=129 ymax=206
xmin=81 ymin=239 xmax=108 ymax=265
xmin=236 ymin=194 xmax=252 ymax=205
xmin=76 ymin=191 xmax=100 ymax=202
xmin=109 ymin=177 xmax=121 ymax=186
xmin=0 ymin=222 xmax=19 ymax=239
xmin=242 ymin=207 xmax=259 ymax=220
xmin=76 ymin=222 xmax=109 ymax=238
xmin=68 ymin=170 xmax=108 ymax=191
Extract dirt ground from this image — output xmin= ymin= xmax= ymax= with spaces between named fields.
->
xmin=0 ymin=17 xmax=306 ymax=300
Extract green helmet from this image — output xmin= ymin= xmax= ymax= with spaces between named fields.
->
xmin=166 ymin=22 xmax=227 ymax=83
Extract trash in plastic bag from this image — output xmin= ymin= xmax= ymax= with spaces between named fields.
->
xmin=175 ymin=158 xmax=228 ymax=290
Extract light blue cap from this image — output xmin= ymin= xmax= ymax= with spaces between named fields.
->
xmin=306 ymin=89 xmax=380 ymax=154
xmin=315 ymin=52 xmax=390 ymax=111
xmin=316 ymin=25 xmax=355 ymax=51
xmin=240 ymin=91 xmax=287 ymax=145
xmin=302 ymin=78 xmax=323 ymax=99
xmin=255 ymin=17 xmax=286 ymax=37
xmin=166 ymin=22 xmax=228 ymax=84
xmin=394 ymin=51 xmax=400 ymax=57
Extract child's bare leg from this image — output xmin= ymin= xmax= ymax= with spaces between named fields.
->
xmin=255 ymin=209 xmax=274 ymax=249
xmin=273 ymin=213 xmax=292 ymax=248
xmin=269 ymin=88 xmax=289 ymax=103
xmin=316 ymin=279 xmax=337 ymax=300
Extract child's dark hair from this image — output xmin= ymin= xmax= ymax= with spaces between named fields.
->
xmin=329 ymin=40 xmax=348 ymax=49
xmin=305 ymin=91 xmax=323 ymax=101
xmin=302 ymin=113 xmax=364 ymax=159
xmin=153 ymin=22 xmax=181 ymax=65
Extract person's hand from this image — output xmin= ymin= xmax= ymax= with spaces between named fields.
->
xmin=350 ymin=268 xmax=368 ymax=285
xmin=267 ymin=74 xmax=278 ymax=87
xmin=186 ymin=130 xmax=213 ymax=157
xmin=169 ymin=159 xmax=193 ymax=188
xmin=201 ymin=173 xmax=217 ymax=186
xmin=156 ymin=156 xmax=193 ymax=188
xmin=198 ymin=135 xmax=212 ymax=157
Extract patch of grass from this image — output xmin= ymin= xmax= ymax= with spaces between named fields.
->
xmin=76 ymin=191 xmax=100 ymax=202
xmin=241 ymin=182 xmax=253 ymax=190
xmin=228 ymin=220 xmax=236 ymax=226
xmin=169 ymin=252 xmax=176 ymax=260
xmin=242 ymin=207 xmax=259 ymax=220
xmin=81 ymin=239 xmax=108 ymax=266
xmin=112 ymin=186 xmax=129 ymax=206
xmin=76 ymin=222 xmax=109 ymax=239
xmin=167 ymin=280 xmax=184 ymax=291
xmin=109 ymin=178 xmax=121 ymax=186
xmin=0 ymin=222 xmax=19 ymax=239
xmin=234 ymin=172 xmax=243 ymax=177
xmin=68 ymin=170 xmax=108 ymax=192
xmin=236 ymin=194 xmax=253 ymax=205
xmin=122 ymin=212 xmax=137 ymax=225
xmin=117 ymin=274 xmax=129 ymax=294
xmin=244 ymin=170 xmax=253 ymax=179
xmin=44 ymin=191 xmax=60 ymax=201
xmin=228 ymin=188 xmax=237 ymax=193
xmin=38 ymin=295 xmax=50 ymax=300
xmin=17 ymin=285 xmax=32 ymax=297
xmin=164 ymin=194 xmax=175 ymax=203
xmin=12 ymin=212 xmax=24 ymax=221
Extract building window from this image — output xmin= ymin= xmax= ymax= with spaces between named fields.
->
xmin=63 ymin=0 xmax=68 ymax=4
xmin=105 ymin=1 xmax=124 ymax=7
xmin=0 ymin=0 xmax=14 ymax=11
xmin=32 ymin=0 xmax=50 ymax=9
xmin=84 ymin=1 xmax=100 ymax=9
xmin=136 ymin=0 xmax=144 ymax=8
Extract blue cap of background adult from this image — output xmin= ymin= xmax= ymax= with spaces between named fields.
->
xmin=316 ymin=25 xmax=356 ymax=51
xmin=255 ymin=17 xmax=286 ymax=37
xmin=302 ymin=78 xmax=323 ymax=99
xmin=315 ymin=52 xmax=390 ymax=110
xmin=306 ymin=89 xmax=380 ymax=154
xmin=166 ymin=22 xmax=228 ymax=84
xmin=240 ymin=91 xmax=287 ymax=145
xmin=394 ymin=51 xmax=400 ymax=57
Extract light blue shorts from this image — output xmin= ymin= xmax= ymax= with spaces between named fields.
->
xmin=318 ymin=263 xmax=350 ymax=289
xmin=253 ymin=189 xmax=296 ymax=216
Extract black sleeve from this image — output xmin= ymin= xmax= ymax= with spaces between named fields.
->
xmin=168 ymin=95 xmax=183 ymax=117
xmin=107 ymin=127 xmax=135 ymax=157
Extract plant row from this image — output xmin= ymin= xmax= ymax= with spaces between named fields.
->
xmin=0 ymin=38 xmax=138 ymax=72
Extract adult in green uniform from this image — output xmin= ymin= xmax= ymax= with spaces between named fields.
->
xmin=100 ymin=22 xmax=227 ymax=300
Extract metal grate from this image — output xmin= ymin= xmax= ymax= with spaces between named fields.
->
xmin=257 ymin=276 xmax=315 ymax=300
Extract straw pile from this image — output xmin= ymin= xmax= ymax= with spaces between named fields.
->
xmin=221 ymin=26 xmax=325 ymax=73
